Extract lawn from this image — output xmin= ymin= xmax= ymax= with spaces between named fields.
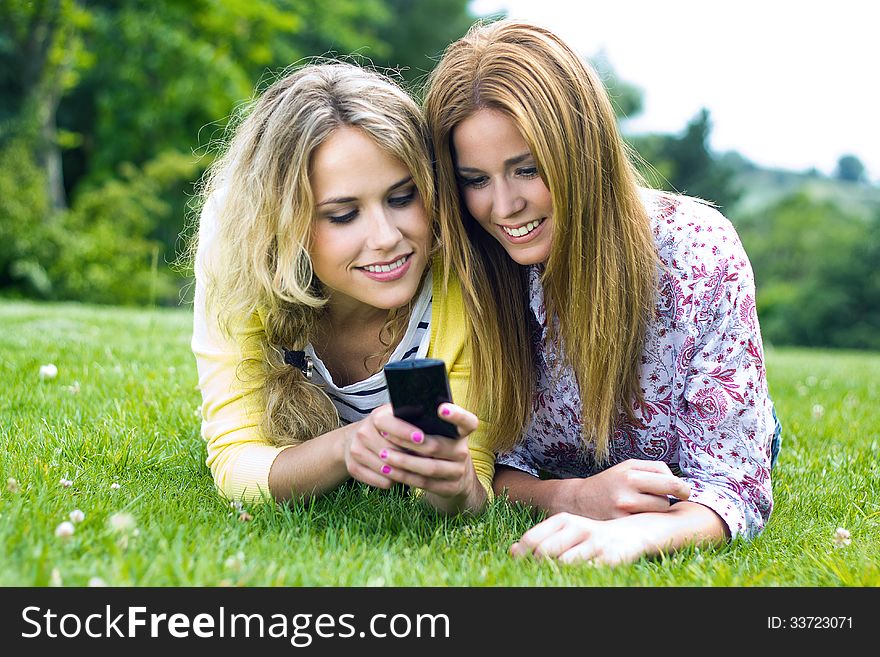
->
xmin=1 ymin=300 xmax=878 ymax=586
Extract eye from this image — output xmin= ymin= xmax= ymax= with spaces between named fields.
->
xmin=326 ymin=210 xmax=357 ymax=224
xmin=458 ymin=174 xmax=489 ymax=189
xmin=388 ymin=188 xmax=417 ymax=208
xmin=515 ymin=166 xmax=539 ymax=179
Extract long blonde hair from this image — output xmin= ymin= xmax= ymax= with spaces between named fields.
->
xmin=196 ymin=62 xmax=435 ymax=446
xmin=424 ymin=20 xmax=657 ymax=461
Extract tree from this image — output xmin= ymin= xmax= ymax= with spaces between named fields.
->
xmin=629 ymin=108 xmax=741 ymax=211
xmin=374 ymin=0 xmax=479 ymax=89
xmin=736 ymin=192 xmax=880 ymax=349
xmin=591 ymin=51 xmax=643 ymax=120
xmin=834 ymin=154 xmax=867 ymax=183
xmin=0 ymin=0 xmax=92 ymax=209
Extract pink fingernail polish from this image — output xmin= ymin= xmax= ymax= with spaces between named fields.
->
xmin=379 ymin=449 xmax=388 ymax=460
xmin=411 ymin=431 xmax=424 ymax=444
xmin=381 ymin=465 xmax=391 ymax=475
xmin=441 ymin=406 xmax=451 ymax=417
xmin=381 ymin=431 xmax=388 ymax=437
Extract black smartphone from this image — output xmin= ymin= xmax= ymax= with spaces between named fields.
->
xmin=382 ymin=358 xmax=458 ymax=438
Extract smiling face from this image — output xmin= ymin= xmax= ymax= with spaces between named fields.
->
xmin=452 ymin=109 xmax=554 ymax=266
xmin=309 ymin=126 xmax=430 ymax=317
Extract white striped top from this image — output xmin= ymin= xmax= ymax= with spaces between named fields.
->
xmin=304 ymin=271 xmax=433 ymax=424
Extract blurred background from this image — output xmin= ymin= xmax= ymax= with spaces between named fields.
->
xmin=1 ymin=0 xmax=878 ymax=351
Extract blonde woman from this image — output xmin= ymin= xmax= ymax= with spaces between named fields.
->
xmin=425 ymin=21 xmax=781 ymax=563
xmin=191 ymin=63 xmax=493 ymax=514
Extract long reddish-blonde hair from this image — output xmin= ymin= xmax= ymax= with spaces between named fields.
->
xmin=424 ymin=20 xmax=657 ymax=460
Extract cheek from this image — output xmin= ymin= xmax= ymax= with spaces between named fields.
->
xmin=402 ymin=205 xmax=431 ymax=243
xmin=310 ymin=226 xmax=353 ymax=271
xmin=528 ymin=179 xmax=553 ymax=211
xmin=462 ymin=188 xmax=490 ymax=221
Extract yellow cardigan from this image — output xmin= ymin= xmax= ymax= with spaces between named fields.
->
xmin=191 ymin=255 xmax=495 ymax=504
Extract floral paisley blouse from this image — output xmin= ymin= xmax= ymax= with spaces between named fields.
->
xmin=496 ymin=190 xmax=774 ymax=539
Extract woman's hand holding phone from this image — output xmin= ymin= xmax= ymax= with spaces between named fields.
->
xmin=344 ymin=404 xmax=477 ymax=493
xmin=342 ymin=358 xmax=485 ymax=512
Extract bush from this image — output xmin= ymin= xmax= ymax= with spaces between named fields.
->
xmin=737 ymin=192 xmax=880 ymax=349
xmin=0 ymin=137 xmax=56 ymax=297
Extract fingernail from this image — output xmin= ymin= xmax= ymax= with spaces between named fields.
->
xmin=381 ymin=465 xmax=391 ymax=475
xmin=379 ymin=449 xmax=388 ymax=460
xmin=440 ymin=406 xmax=451 ymax=417
xmin=381 ymin=431 xmax=388 ymax=437
xmin=411 ymin=431 xmax=424 ymax=444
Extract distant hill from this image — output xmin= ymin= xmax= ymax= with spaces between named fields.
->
xmin=721 ymin=154 xmax=880 ymax=220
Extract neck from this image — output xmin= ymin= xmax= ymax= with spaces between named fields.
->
xmin=323 ymin=297 xmax=391 ymax=334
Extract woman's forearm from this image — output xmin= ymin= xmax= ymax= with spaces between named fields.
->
xmin=616 ymin=501 xmax=730 ymax=555
xmin=493 ymin=466 xmax=575 ymax=515
xmin=267 ymin=425 xmax=352 ymax=502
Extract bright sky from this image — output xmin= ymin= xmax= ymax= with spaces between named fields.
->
xmin=470 ymin=0 xmax=880 ymax=181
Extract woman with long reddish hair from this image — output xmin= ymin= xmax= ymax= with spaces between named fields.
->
xmin=425 ymin=20 xmax=781 ymax=564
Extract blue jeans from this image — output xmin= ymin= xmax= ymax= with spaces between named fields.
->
xmin=770 ymin=404 xmax=782 ymax=470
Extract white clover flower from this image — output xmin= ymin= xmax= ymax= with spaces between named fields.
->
xmin=88 ymin=577 xmax=107 ymax=587
xmin=69 ymin=509 xmax=85 ymax=523
xmin=224 ymin=551 xmax=245 ymax=571
xmin=59 ymin=478 xmax=73 ymax=488
xmin=39 ymin=364 xmax=58 ymax=379
xmin=110 ymin=482 xmax=120 ymax=490
xmin=812 ymin=404 xmax=825 ymax=419
xmin=230 ymin=500 xmax=244 ymax=513
xmin=55 ymin=521 xmax=75 ymax=538
xmin=833 ymin=527 xmax=851 ymax=548
xmin=49 ymin=568 xmax=63 ymax=587
xmin=108 ymin=512 xmax=136 ymax=533
xmin=7 ymin=478 xmax=19 ymax=493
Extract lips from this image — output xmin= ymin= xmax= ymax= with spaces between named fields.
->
xmin=357 ymin=253 xmax=413 ymax=281
xmin=498 ymin=217 xmax=547 ymax=243
xmin=360 ymin=254 xmax=410 ymax=273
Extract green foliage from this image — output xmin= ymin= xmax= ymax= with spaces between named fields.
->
xmin=736 ymin=193 xmax=880 ymax=349
xmin=2 ymin=301 xmax=879 ymax=585
xmin=0 ymin=135 xmax=53 ymax=296
xmin=592 ymin=52 xmax=643 ymax=120
xmin=2 ymin=0 xmax=481 ymax=307
xmin=374 ymin=0 xmax=477 ymax=88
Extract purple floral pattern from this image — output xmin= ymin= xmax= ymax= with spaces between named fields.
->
xmin=496 ymin=190 xmax=775 ymax=539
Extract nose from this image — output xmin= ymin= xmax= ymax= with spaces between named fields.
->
xmin=365 ymin=207 xmax=403 ymax=251
xmin=491 ymin=179 xmax=525 ymax=221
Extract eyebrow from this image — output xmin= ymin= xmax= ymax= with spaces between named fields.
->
xmin=456 ymin=152 xmax=533 ymax=173
xmin=316 ymin=176 xmax=414 ymax=207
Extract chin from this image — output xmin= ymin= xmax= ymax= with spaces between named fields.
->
xmin=507 ymin=247 xmax=550 ymax=267
xmin=369 ymin=286 xmax=421 ymax=311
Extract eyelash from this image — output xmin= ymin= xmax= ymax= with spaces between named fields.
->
xmin=459 ymin=167 xmax=539 ymax=189
xmin=326 ymin=190 xmax=417 ymax=224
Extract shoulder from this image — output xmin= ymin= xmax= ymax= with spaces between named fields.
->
xmin=641 ymin=188 xmax=748 ymax=279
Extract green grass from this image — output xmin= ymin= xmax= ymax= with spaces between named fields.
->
xmin=1 ymin=300 xmax=878 ymax=586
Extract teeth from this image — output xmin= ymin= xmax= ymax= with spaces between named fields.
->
xmin=502 ymin=219 xmax=543 ymax=237
xmin=363 ymin=255 xmax=408 ymax=273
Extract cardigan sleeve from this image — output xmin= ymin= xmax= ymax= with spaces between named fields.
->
xmin=191 ymin=194 xmax=293 ymax=503
xmin=427 ymin=261 xmax=496 ymax=501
